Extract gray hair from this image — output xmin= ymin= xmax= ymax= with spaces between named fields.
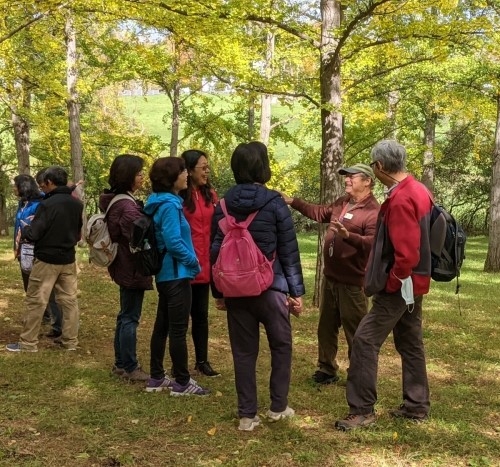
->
xmin=371 ymin=140 xmax=406 ymax=173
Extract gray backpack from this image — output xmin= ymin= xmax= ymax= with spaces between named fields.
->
xmin=85 ymin=194 xmax=132 ymax=267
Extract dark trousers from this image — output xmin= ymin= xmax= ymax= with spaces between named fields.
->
xmin=317 ymin=277 xmax=368 ymax=375
xmin=190 ymin=283 xmax=210 ymax=363
xmin=114 ymin=287 xmax=145 ymax=373
xmin=150 ymin=279 xmax=191 ymax=385
xmin=226 ymin=290 xmax=292 ymax=418
xmin=346 ymin=293 xmax=430 ymax=415
xmin=21 ymin=268 xmax=62 ymax=333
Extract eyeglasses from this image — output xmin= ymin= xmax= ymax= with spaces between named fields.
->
xmin=369 ymin=161 xmax=378 ymax=168
xmin=194 ymin=165 xmax=210 ymax=172
xmin=345 ymin=174 xmax=364 ymax=179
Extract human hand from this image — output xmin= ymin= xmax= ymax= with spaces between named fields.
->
xmin=279 ymin=192 xmax=294 ymax=205
xmin=215 ymin=298 xmax=226 ymax=311
xmin=288 ymin=296 xmax=303 ymax=317
xmin=329 ymin=218 xmax=349 ymax=239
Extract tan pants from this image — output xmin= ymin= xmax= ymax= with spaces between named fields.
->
xmin=19 ymin=259 xmax=79 ymax=350
xmin=317 ymin=277 xmax=368 ymax=375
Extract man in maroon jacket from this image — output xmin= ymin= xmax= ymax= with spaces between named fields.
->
xmin=336 ymin=140 xmax=433 ymax=431
xmin=282 ymin=163 xmax=379 ymax=384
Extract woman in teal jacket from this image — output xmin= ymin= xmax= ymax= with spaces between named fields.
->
xmin=144 ymin=157 xmax=209 ymax=397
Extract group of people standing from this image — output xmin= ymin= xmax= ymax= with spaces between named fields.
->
xmin=8 ymin=138 xmax=433 ymax=432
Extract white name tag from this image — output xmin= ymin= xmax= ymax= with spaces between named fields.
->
xmin=344 ymin=213 xmax=353 ymax=220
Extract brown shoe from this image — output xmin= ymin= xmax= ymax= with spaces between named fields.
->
xmin=335 ymin=412 xmax=376 ymax=431
xmin=111 ymin=365 xmax=126 ymax=377
xmin=123 ymin=367 xmax=149 ymax=381
xmin=389 ymin=405 xmax=428 ymax=422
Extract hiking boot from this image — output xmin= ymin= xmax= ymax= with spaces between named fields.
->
xmin=267 ymin=406 xmax=295 ymax=422
xmin=195 ymin=361 xmax=221 ymax=377
xmin=389 ymin=404 xmax=428 ymax=422
xmin=335 ymin=413 xmax=376 ymax=431
xmin=312 ymin=370 xmax=339 ymax=385
xmin=145 ymin=376 xmax=173 ymax=393
xmin=238 ymin=416 xmax=261 ymax=431
xmin=53 ymin=340 xmax=78 ymax=351
xmin=5 ymin=343 xmax=38 ymax=353
xmin=123 ymin=367 xmax=149 ymax=382
xmin=46 ymin=330 xmax=62 ymax=338
xmin=111 ymin=365 xmax=125 ymax=377
xmin=170 ymin=378 xmax=210 ymax=396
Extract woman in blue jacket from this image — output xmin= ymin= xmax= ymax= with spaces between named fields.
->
xmin=210 ymin=142 xmax=305 ymax=431
xmin=144 ymin=157 xmax=209 ymax=396
xmin=13 ymin=175 xmax=44 ymax=286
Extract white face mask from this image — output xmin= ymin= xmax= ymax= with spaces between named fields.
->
xmin=398 ymin=276 xmax=414 ymax=306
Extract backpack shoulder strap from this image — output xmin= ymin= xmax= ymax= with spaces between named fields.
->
xmin=105 ymin=194 xmax=134 ymax=216
xmin=220 ymin=198 xmax=259 ymax=229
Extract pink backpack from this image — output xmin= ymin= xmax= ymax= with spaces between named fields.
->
xmin=212 ymin=199 xmax=274 ymax=297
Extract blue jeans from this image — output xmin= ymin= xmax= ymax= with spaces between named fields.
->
xmin=114 ymin=287 xmax=145 ymax=373
xmin=150 ymin=279 xmax=191 ymax=385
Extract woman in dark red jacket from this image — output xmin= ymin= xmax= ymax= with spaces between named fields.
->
xmin=99 ymin=154 xmax=153 ymax=382
xmin=180 ymin=149 xmax=220 ymax=377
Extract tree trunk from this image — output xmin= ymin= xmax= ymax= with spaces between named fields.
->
xmin=421 ymin=110 xmax=437 ymax=194
xmin=314 ymin=0 xmax=343 ymax=306
xmin=484 ymin=93 xmax=500 ymax=272
xmin=387 ymin=90 xmax=399 ymax=139
xmin=0 ymin=191 xmax=7 ymax=236
xmin=260 ymin=30 xmax=275 ymax=145
xmin=65 ymin=13 xmax=86 ymax=245
xmin=65 ymin=14 xmax=84 ymax=184
xmin=169 ymin=81 xmax=181 ymax=157
xmin=248 ymin=94 xmax=255 ymax=140
xmin=11 ymin=82 xmax=31 ymax=175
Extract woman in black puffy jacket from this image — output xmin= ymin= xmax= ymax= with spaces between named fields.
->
xmin=210 ymin=141 xmax=305 ymax=432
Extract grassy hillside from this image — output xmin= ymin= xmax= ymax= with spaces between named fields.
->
xmin=120 ymin=93 xmax=315 ymax=165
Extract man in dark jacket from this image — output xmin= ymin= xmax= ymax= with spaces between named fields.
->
xmin=282 ymin=163 xmax=379 ymax=384
xmin=7 ymin=166 xmax=83 ymax=352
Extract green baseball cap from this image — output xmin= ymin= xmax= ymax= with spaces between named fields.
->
xmin=338 ymin=163 xmax=375 ymax=180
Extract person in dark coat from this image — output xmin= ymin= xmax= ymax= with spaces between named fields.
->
xmin=210 ymin=141 xmax=305 ymax=432
xmin=6 ymin=166 xmax=83 ymax=352
xmin=99 ymin=154 xmax=153 ymax=382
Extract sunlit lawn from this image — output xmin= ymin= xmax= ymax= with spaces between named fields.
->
xmin=0 ymin=235 xmax=499 ymax=466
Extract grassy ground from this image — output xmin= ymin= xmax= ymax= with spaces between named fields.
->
xmin=0 ymin=235 xmax=499 ymax=466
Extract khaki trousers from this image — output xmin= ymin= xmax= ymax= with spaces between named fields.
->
xmin=19 ymin=259 xmax=79 ymax=350
xmin=317 ymin=277 xmax=368 ymax=375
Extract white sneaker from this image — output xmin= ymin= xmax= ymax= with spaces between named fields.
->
xmin=238 ymin=416 xmax=261 ymax=431
xmin=266 ymin=406 xmax=295 ymax=422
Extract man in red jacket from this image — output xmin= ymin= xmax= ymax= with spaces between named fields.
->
xmin=282 ymin=163 xmax=379 ymax=384
xmin=336 ymin=140 xmax=433 ymax=431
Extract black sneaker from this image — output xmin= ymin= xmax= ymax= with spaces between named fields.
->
xmin=195 ymin=361 xmax=221 ymax=377
xmin=312 ymin=370 xmax=339 ymax=385
xmin=389 ymin=404 xmax=428 ymax=422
